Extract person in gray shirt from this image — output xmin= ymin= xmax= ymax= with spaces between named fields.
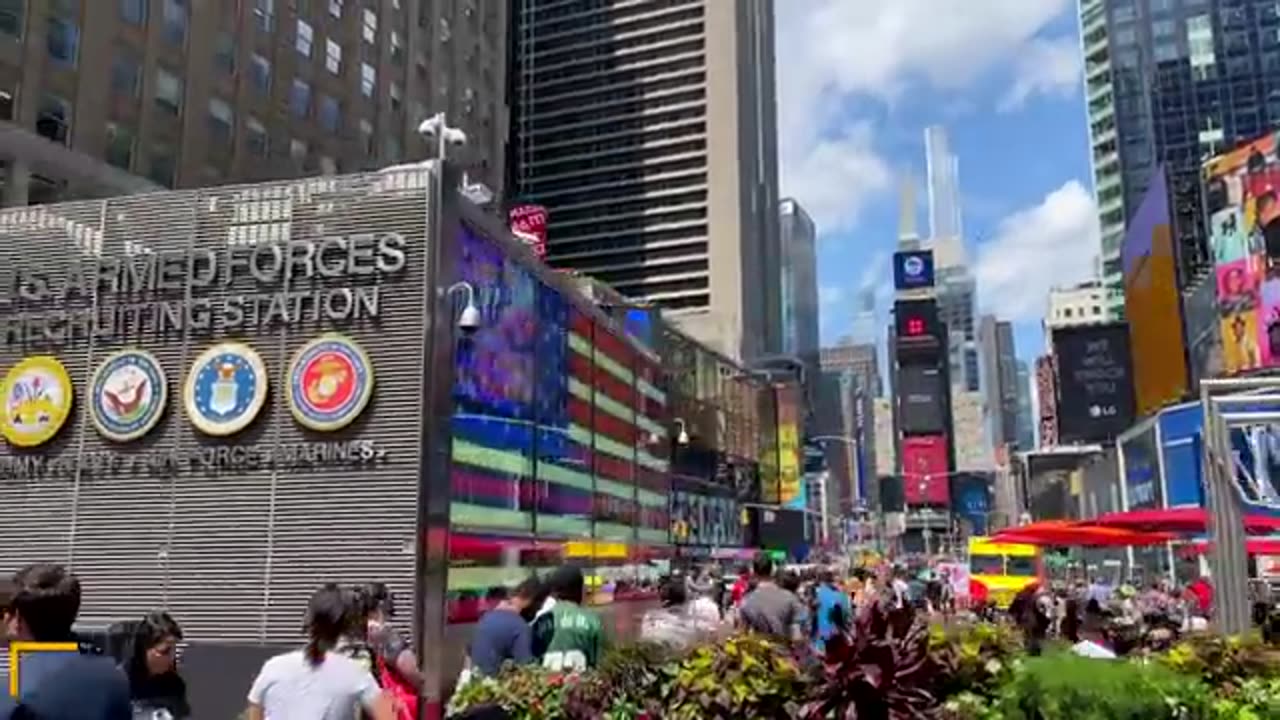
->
xmin=737 ymin=555 xmax=807 ymax=644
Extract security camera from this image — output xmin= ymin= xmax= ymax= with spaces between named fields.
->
xmin=457 ymin=303 xmax=481 ymax=334
xmin=443 ymin=128 xmax=468 ymax=148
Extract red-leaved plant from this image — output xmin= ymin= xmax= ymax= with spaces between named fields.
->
xmin=801 ymin=603 xmax=937 ymax=720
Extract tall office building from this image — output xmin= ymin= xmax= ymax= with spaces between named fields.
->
xmin=779 ymin=197 xmax=818 ymax=363
xmin=851 ymin=288 xmax=878 ymax=346
xmin=978 ymin=315 xmax=1021 ymax=449
xmin=1015 ymin=359 xmax=1035 ymax=450
xmin=0 ymin=0 xmax=509 ymax=205
xmin=1079 ymin=0 xmax=1280 ymax=316
xmin=924 ymin=125 xmax=962 ymax=241
xmin=508 ymin=0 xmax=781 ymax=362
xmin=819 ymin=342 xmax=881 ymax=510
xmin=931 ymin=244 xmax=980 ymax=393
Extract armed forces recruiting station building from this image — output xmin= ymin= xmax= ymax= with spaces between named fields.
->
xmin=0 ymin=165 xmax=676 ymax=716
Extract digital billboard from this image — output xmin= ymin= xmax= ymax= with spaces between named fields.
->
xmin=952 ymin=473 xmax=991 ymax=535
xmin=897 ymin=362 xmax=946 ymax=435
xmin=1052 ymin=323 xmax=1135 ymax=444
xmin=901 ymin=434 xmax=950 ymax=505
xmin=1119 ymin=419 xmax=1161 ymax=510
xmin=1035 ymin=354 xmax=1058 ymax=447
xmin=894 ymin=298 xmax=942 ymax=343
xmin=893 ymin=250 xmax=935 ymax=290
xmin=776 ymin=382 xmax=804 ymax=509
xmin=1204 ymin=130 xmax=1280 ymax=374
xmin=1121 ymin=167 xmax=1189 ymax=415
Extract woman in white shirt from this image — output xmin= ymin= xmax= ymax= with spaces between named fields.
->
xmin=246 ymin=585 xmax=395 ymax=720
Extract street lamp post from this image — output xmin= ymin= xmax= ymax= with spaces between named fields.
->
xmin=412 ymin=113 xmax=468 ymax=720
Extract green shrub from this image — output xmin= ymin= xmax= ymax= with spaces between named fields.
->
xmin=929 ymin=620 xmax=1024 ymax=701
xmin=993 ymin=651 xmax=1212 ymax=720
xmin=664 ymin=634 xmax=804 ymax=720
xmin=1160 ymin=633 xmax=1280 ymax=690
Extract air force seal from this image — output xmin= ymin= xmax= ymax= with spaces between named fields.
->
xmin=287 ymin=335 xmax=374 ymax=432
xmin=1 ymin=356 xmax=74 ymax=447
xmin=90 ymin=350 xmax=167 ymax=442
xmin=185 ymin=342 xmax=268 ymax=437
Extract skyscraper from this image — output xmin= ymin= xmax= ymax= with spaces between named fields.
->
xmin=0 ymin=0 xmax=509 ymax=205
xmin=851 ymin=288 xmax=878 ymax=345
xmin=924 ymin=125 xmax=963 ymax=241
xmin=1079 ymin=0 xmax=1280 ymax=317
xmin=779 ymin=198 xmax=819 ymax=363
xmin=819 ymin=343 xmax=882 ymax=511
xmin=1015 ymin=359 xmax=1035 ymax=450
xmin=508 ymin=0 xmax=782 ymax=362
xmin=978 ymin=315 xmax=1021 ymax=449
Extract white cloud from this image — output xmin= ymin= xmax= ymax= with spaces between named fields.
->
xmin=858 ymin=251 xmax=890 ymax=293
xmin=775 ymin=0 xmax=1075 ymax=235
xmin=998 ymin=36 xmax=1083 ymax=112
xmin=974 ymin=180 xmax=1100 ymax=322
xmin=819 ymin=285 xmax=846 ymax=307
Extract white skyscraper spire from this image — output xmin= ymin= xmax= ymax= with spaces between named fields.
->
xmin=924 ymin=125 xmax=963 ymax=241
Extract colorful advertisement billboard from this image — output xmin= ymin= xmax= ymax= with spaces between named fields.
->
xmin=1052 ymin=323 xmax=1135 ymax=444
xmin=1035 ymin=355 xmax=1058 ymax=446
xmin=509 ymin=204 xmax=548 ymax=259
xmin=1203 ymin=130 xmax=1280 ymax=373
xmin=901 ymin=434 xmax=950 ymax=505
xmin=1120 ymin=419 xmax=1161 ymax=510
xmin=1121 ymin=167 xmax=1189 ymax=416
xmin=776 ymin=382 xmax=804 ymax=509
xmin=952 ymin=473 xmax=991 ymax=535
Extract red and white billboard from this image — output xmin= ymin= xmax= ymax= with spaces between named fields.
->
xmin=901 ymin=434 xmax=950 ymax=505
xmin=509 ymin=204 xmax=548 ymax=259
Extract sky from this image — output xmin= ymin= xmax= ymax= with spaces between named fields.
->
xmin=776 ymin=0 xmax=1100 ymax=362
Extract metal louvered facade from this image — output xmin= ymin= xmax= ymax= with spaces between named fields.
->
xmin=0 ymin=170 xmax=442 ymax=646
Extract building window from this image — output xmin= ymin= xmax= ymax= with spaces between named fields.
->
xmin=289 ymin=138 xmax=307 ymax=166
xmin=359 ymin=118 xmax=373 ymax=156
xmin=120 ymin=0 xmax=146 ymax=25
xmin=389 ymin=81 xmax=402 ymax=112
xmin=249 ymin=53 xmax=271 ymax=94
xmin=148 ymin=144 xmax=176 ymax=187
xmin=246 ymin=117 xmax=268 ymax=156
xmin=390 ymin=30 xmax=403 ymax=64
xmin=289 ymin=78 xmax=310 ymax=117
xmin=104 ymin=122 xmax=135 ymax=170
xmin=325 ymin=38 xmax=342 ymax=74
xmin=253 ymin=0 xmax=274 ymax=33
xmin=1063 ymin=308 xmax=1073 ymax=318
xmin=208 ymin=97 xmax=233 ymax=145
xmin=162 ymin=0 xmax=186 ymax=46
xmin=295 ymin=18 xmax=313 ymax=58
xmin=111 ymin=53 xmax=141 ymax=98
xmin=214 ymin=32 xmax=236 ymax=75
xmin=1092 ymin=305 xmax=1102 ymax=315
xmin=360 ymin=62 xmax=376 ymax=97
xmin=319 ymin=94 xmax=340 ymax=132
xmin=328 ymin=0 xmax=342 ymax=18
xmin=47 ymin=11 xmax=80 ymax=66
xmin=36 ymin=94 xmax=71 ymax=145
xmin=362 ymin=8 xmax=377 ymax=43
xmin=155 ymin=68 xmax=183 ymax=115
xmin=0 ymin=0 xmax=22 ymax=38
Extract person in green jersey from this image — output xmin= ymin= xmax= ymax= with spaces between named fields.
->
xmin=531 ymin=566 xmax=607 ymax=672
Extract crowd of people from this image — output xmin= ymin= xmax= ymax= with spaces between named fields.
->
xmin=1 ymin=555 xmax=1262 ymax=720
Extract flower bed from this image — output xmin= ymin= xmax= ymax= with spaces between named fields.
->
xmin=447 ymin=609 xmax=1280 ymax=720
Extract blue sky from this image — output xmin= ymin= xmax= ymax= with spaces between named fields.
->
xmin=776 ymin=0 xmax=1100 ymax=362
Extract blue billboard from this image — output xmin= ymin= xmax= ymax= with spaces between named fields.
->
xmin=893 ymin=250 xmax=935 ymax=290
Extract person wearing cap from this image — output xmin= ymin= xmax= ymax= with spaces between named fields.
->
xmin=531 ymin=566 xmax=606 ymax=672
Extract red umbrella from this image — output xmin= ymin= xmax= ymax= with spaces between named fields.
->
xmin=1178 ymin=537 xmax=1280 ymax=556
xmin=1094 ymin=507 xmax=1280 ymax=535
xmin=993 ymin=522 xmax=1173 ymax=547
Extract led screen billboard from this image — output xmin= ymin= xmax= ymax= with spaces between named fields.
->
xmin=1203 ymin=131 xmax=1280 ymax=373
xmin=1035 ymin=355 xmax=1058 ymax=447
xmin=776 ymin=382 xmax=804 ymax=509
xmin=952 ymin=473 xmax=991 ymax=535
xmin=1053 ymin=323 xmax=1136 ymax=444
xmin=1121 ymin=167 xmax=1189 ymax=415
xmin=897 ymin=363 xmax=946 ymax=435
xmin=1119 ymin=419 xmax=1161 ymax=510
xmin=893 ymin=250 xmax=935 ymax=290
xmin=901 ymin=434 xmax=950 ymax=505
